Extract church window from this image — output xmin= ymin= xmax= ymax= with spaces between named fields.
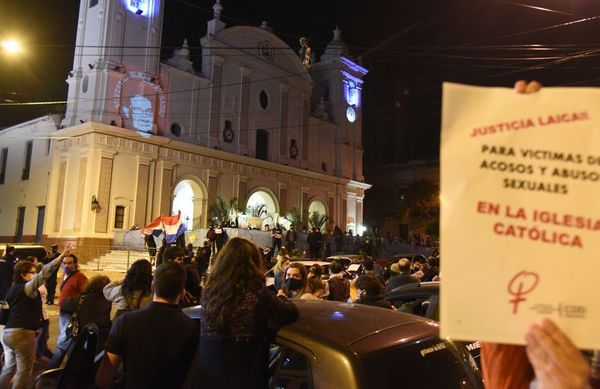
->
xmin=259 ymin=90 xmax=269 ymax=110
xmin=114 ymin=206 xmax=125 ymax=229
xmin=170 ymin=123 xmax=182 ymax=137
xmin=256 ymin=129 xmax=269 ymax=161
xmin=90 ymin=0 xmax=99 ymax=7
xmin=82 ymin=76 xmax=89 ymax=93
xmin=22 ymin=141 xmax=32 ymax=180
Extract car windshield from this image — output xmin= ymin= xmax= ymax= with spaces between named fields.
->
xmin=360 ymin=338 xmax=482 ymax=388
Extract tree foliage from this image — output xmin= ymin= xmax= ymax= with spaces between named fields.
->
xmin=209 ymin=196 xmax=243 ymax=224
xmin=284 ymin=207 xmax=302 ymax=229
xmin=308 ymin=211 xmax=330 ymax=231
xmin=398 ymin=180 xmax=439 ymax=239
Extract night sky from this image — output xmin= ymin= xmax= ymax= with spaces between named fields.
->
xmin=2 ymin=0 xmax=600 ymax=162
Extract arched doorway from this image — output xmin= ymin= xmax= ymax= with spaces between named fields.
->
xmin=308 ymin=199 xmax=328 ymax=231
xmin=244 ymin=189 xmax=279 ymax=229
xmin=172 ymin=178 xmax=207 ymax=230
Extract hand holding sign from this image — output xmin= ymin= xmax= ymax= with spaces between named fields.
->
xmin=525 ymin=319 xmax=590 ymax=389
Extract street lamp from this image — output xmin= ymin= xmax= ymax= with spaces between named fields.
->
xmin=1 ymin=40 xmax=22 ymax=55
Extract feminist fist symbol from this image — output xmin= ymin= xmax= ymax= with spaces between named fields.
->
xmin=507 ymin=270 xmax=539 ymax=314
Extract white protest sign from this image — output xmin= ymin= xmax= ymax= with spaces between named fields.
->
xmin=440 ymin=82 xmax=600 ymax=348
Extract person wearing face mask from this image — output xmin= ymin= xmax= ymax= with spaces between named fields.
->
xmin=0 ymin=249 xmax=68 ymax=388
xmin=47 ymin=253 xmax=89 ymax=369
xmin=355 ymin=273 xmax=395 ymax=310
xmin=278 ymin=263 xmax=308 ymax=298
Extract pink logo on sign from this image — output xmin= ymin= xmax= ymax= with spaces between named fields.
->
xmin=507 ymin=270 xmax=539 ymax=314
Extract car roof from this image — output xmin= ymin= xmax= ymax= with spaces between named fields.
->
xmin=290 ymin=260 xmax=331 ymax=267
xmin=279 ymin=299 xmax=439 ymax=354
xmin=183 ymin=300 xmax=439 ymax=351
xmin=386 ymin=281 xmax=440 ymax=297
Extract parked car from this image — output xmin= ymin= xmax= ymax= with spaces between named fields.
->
xmin=384 ymin=281 xmax=481 ymax=366
xmin=0 ymin=243 xmax=47 ymax=262
xmin=326 ymin=255 xmax=364 ymax=266
xmin=385 ymin=281 xmax=441 ymax=320
xmin=184 ymin=300 xmax=483 ymax=389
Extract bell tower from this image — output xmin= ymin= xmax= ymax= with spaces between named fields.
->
xmin=62 ymin=0 xmax=165 ymax=135
xmin=310 ymin=28 xmax=368 ymax=181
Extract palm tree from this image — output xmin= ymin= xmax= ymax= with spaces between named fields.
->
xmin=308 ymin=211 xmax=330 ymax=231
xmin=209 ymin=196 xmax=243 ymax=224
xmin=284 ymin=207 xmax=302 ymax=229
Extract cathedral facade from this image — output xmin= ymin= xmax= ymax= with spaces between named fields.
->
xmin=0 ymin=0 xmax=369 ymax=249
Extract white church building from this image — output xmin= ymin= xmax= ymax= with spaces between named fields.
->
xmin=0 ymin=0 xmax=370 ymax=253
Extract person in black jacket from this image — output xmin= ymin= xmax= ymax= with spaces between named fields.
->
xmin=355 ymin=273 xmax=395 ymax=310
xmin=192 ymin=237 xmax=299 ymax=389
xmin=0 ymin=249 xmax=67 ymax=388
xmin=42 ymin=244 xmax=61 ymax=305
xmin=74 ymin=275 xmax=112 ymax=353
xmin=0 ymin=245 xmax=18 ymax=300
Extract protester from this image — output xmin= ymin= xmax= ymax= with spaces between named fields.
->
xmin=327 ymin=260 xmax=350 ymax=302
xmin=0 ymin=248 xmax=67 ymax=388
xmin=278 ymin=262 xmax=308 ymax=298
xmin=271 ymin=223 xmax=283 ymax=255
xmin=285 ymin=226 xmax=297 ymax=252
xmin=162 ymin=246 xmax=201 ymax=306
xmin=385 ymin=258 xmax=419 ymax=292
xmin=194 ymin=241 xmax=211 ymax=281
xmin=42 ymin=244 xmax=61 ymax=304
xmin=300 ymin=276 xmax=326 ymax=300
xmin=96 ymin=263 xmax=198 ymax=389
xmin=215 ymin=224 xmax=227 ymax=252
xmin=307 ymin=264 xmax=329 ymax=298
xmin=355 ymin=273 xmax=394 ymax=309
xmin=192 ymin=237 xmax=298 ymax=389
xmin=0 ymin=245 xmax=17 ymax=299
xmin=48 ymin=253 xmax=89 ymax=369
xmin=103 ymin=259 xmax=153 ymax=320
xmin=26 ymin=257 xmax=53 ymax=360
xmin=144 ymin=234 xmax=157 ymax=265
xmin=63 ymin=275 xmax=112 ymax=353
xmin=272 ymin=253 xmax=290 ymax=292
xmin=307 ymin=228 xmax=322 ymax=258
xmin=206 ymin=225 xmax=217 ymax=256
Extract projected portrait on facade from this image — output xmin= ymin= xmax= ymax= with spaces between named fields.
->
xmin=123 ymin=95 xmax=154 ymax=133
xmin=113 ymin=71 xmax=166 ymax=136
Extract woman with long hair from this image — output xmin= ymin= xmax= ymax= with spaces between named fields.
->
xmin=193 ymin=237 xmax=298 ymax=389
xmin=103 ymin=259 xmax=153 ymax=318
xmin=0 ymin=249 xmax=68 ymax=388
xmin=278 ymin=262 xmax=309 ymax=298
xmin=272 ymin=252 xmax=290 ymax=291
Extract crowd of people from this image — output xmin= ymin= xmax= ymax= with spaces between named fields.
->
xmin=0 ymin=203 xmax=595 ymax=388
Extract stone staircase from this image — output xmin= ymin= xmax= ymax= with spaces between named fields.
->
xmin=80 ymin=249 xmax=150 ymax=273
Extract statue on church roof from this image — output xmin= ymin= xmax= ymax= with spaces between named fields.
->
xmin=312 ymin=97 xmax=330 ymax=122
xmin=298 ymin=37 xmax=314 ymax=69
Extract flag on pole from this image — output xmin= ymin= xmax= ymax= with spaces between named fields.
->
xmin=141 ymin=211 xmax=186 ymax=244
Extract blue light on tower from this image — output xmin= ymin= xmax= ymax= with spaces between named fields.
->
xmin=342 ymin=73 xmax=363 ymax=109
xmin=127 ymin=0 xmax=148 ymax=15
